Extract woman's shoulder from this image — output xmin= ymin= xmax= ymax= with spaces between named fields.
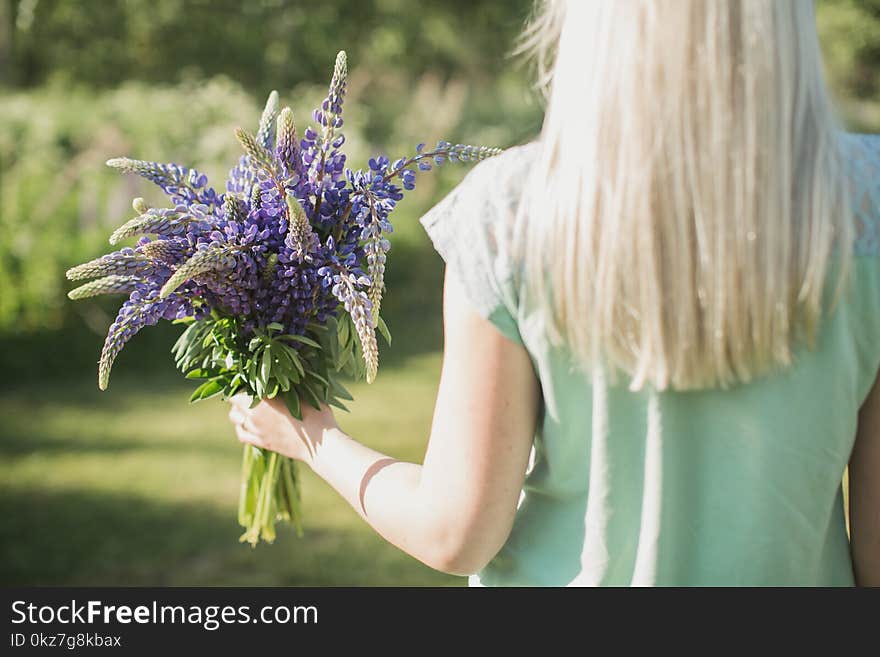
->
xmin=418 ymin=142 xmax=540 ymax=334
xmin=841 ymin=131 xmax=880 ymax=157
xmin=841 ymin=131 xmax=880 ymax=188
xmin=420 ymin=140 xmax=540 ymax=246
xmin=475 ymin=140 xmax=542 ymax=180
xmin=440 ymin=140 xmax=540 ymax=213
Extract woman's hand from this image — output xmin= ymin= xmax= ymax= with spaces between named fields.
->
xmin=227 ymin=394 xmax=338 ymax=466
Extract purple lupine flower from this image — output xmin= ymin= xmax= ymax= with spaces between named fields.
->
xmin=159 ymin=243 xmax=237 ymax=298
xmin=106 ymin=158 xmax=219 ymax=208
xmin=226 ymin=155 xmax=256 ymax=196
xmin=275 ymin=107 xmax=300 ymax=177
xmin=302 ymin=51 xmax=348 ymax=203
xmin=256 ymin=90 xmax=280 ymax=151
xmin=138 ymin=238 xmax=189 ymax=265
xmin=68 ymin=275 xmax=142 ymax=300
xmin=66 ymin=249 xmax=153 ymax=280
xmin=109 ymin=206 xmax=213 ymax=245
xmin=75 ymin=51 xmax=502 ymax=389
xmin=98 ymin=288 xmax=184 ymax=389
xmin=284 ymin=192 xmax=318 ymax=262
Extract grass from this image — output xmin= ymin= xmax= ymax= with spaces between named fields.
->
xmin=0 ymin=352 xmax=462 ymax=586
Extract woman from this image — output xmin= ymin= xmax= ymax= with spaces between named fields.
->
xmin=228 ymin=0 xmax=880 ymax=586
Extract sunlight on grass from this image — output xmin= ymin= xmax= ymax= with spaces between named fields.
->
xmin=0 ymin=352 xmax=461 ymax=586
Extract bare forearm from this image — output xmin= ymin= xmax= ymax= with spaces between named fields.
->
xmin=306 ymin=427 xmax=456 ymax=571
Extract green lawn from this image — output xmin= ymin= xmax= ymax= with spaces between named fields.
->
xmin=0 ymin=352 xmax=462 ymax=586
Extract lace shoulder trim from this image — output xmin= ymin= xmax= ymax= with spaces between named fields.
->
xmin=842 ymin=133 xmax=880 ymax=257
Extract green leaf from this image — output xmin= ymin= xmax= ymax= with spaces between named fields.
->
xmin=327 ymin=397 xmax=349 ymax=412
xmin=329 ymin=375 xmax=354 ymax=401
xmin=299 ymin=382 xmax=322 ymax=410
xmin=326 ymin=323 xmax=340 ymax=363
xmin=223 ymin=378 xmax=245 ymax=398
xmin=190 ymin=379 xmax=223 ymax=402
xmin=274 ymin=348 xmax=302 ymax=383
xmin=377 ymin=315 xmax=392 ymax=345
xmin=189 ymin=382 xmax=209 ymax=402
xmin=337 ymin=314 xmax=350 ymax=348
xmin=260 ymin=348 xmax=272 ymax=384
xmin=247 ymin=351 xmax=259 ymax=382
xmin=266 ymin=322 xmax=284 ymax=332
xmin=307 ymin=369 xmax=329 ymax=386
xmin=172 ymin=322 xmax=203 ymax=360
xmin=335 ymin=345 xmax=352 ymax=372
xmin=348 ymin=339 xmax=365 ymax=379
xmin=281 ymin=334 xmax=321 ymax=349
xmin=282 ymin=389 xmax=302 ymax=420
xmin=280 ymin=345 xmax=305 ymax=376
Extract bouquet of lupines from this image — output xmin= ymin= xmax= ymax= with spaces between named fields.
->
xmin=65 ymin=51 xmax=501 ymax=546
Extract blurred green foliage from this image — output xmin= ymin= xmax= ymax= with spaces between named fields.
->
xmin=3 ymin=0 xmax=530 ymax=92
xmin=817 ymin=0 xmax=880 ymax=129
xmin=0 ymin=0 xmax=878 ymax=352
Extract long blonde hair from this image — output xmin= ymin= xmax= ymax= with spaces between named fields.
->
xmin=517 ymin=0 xmax=853 ymax=391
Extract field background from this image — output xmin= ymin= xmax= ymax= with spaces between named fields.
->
xmin=1 ymin=0 xmax=879 ymax=586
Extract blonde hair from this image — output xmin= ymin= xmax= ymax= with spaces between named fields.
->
xmin=517 ymin=0 xmax=853 ymax=391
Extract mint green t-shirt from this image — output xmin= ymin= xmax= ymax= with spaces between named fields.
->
xmin=420 ymin=134 xmax=880 ymax=586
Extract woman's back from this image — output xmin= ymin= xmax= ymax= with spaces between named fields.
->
xmin=421 ymin=132 xmax=880 ymax=585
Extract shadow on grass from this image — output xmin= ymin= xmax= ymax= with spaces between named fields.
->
xmin=0 ymin=433 xmax=151 ymax=458
xmin=0 ymin=375 xmax=227 ymax=457
xmin=0 ymin=485 xmax=459 ymax=586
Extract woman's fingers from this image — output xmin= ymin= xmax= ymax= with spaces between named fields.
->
xmin=229 ymin=406 xmax=261 ymax=435
xmin=235 ymin=424 xmax=263 ymax=447
xmin=228 ymin=406 xmax=243 ymax=424
xmin=228 ymin=398 xmax=301 ymax=459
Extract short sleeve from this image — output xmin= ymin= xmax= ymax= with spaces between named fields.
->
xmin=840 ymin=133 xmax=880 ymax=400
xmin=843 ymin=133 xmax=880 ymax=257
xmin=419 ymin=143 xmax=539 ymax=345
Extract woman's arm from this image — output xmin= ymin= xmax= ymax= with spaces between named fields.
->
xmin=228 ymin=267 xmax=541 ymax=575
xmin=852 ymin=368 xmax=880 ymax=586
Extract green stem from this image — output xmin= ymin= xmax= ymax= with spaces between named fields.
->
xmin=237 ymin=444 xmax=254 ymax=527
xmin=236 ymin=448 xmax=304 ymax=545
xmin=258 ymin=451 xmax=280 ymax=543
xmin=284 ymin=459 xmax=303 ymax=537
xmin=274 ymin=457 xmax=292 ymax=522
xmin=240 ymin=447 xmax=266 ymax=546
